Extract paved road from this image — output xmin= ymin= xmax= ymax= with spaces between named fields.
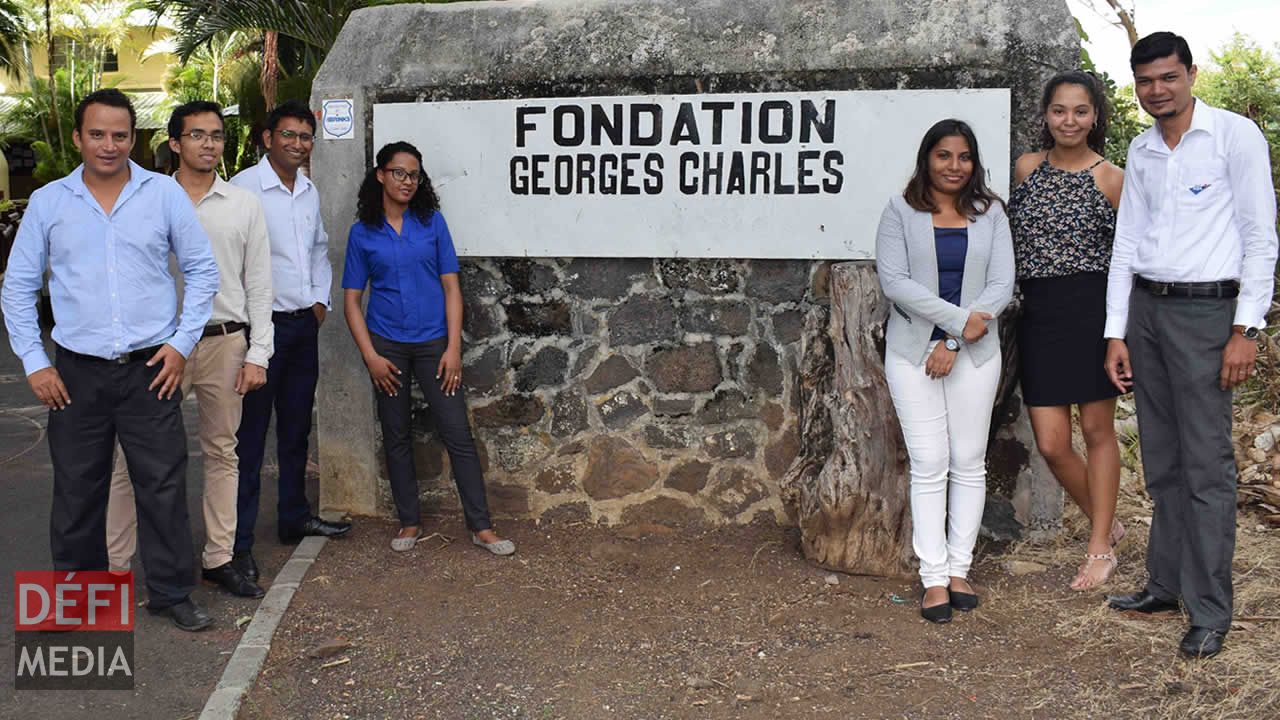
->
xmin=0 ymin=311 xmax=318 ymax=719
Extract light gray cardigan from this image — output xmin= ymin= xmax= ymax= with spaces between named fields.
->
xmin=874 ymin=194 xmax=1015 ymax=368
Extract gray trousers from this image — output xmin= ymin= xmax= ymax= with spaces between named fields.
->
xmin=1127 ymin=288 xmax=1237 ymax=631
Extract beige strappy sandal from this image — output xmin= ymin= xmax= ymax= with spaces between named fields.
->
xmin=1070 ymin=551 xmax=1117 ymax=591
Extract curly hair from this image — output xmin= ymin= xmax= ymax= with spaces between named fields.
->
xmin=903 ymin=119 xmax=1003 ymax=219
xmin=356 ymin=141 xmax=441 ymax=228
xmin=1038 ymin=70 xmax=1110 ymax=156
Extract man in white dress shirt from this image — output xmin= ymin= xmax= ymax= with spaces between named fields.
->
xmin=230 ymin=100 xmax=351 ymax=584
xmin=1103 ymin=32 xmax=1278 ymax=659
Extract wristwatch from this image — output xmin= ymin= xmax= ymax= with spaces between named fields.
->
xmin=1235 ymin=326 xmax=1261 ymax=341
xmin=943 ymin=336 xmax=961 ymax=352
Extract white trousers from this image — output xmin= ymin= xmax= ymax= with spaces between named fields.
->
xmin=885 ymin=343 xmax=1002 ymax=588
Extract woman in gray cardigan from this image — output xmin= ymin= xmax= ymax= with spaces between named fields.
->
xmin=875 ymin=119 xmax=1015 ymax=624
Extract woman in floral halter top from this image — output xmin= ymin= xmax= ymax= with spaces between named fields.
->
xmin=1009 ymin=71 xmax=1128 ymax=592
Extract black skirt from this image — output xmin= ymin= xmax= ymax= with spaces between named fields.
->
xmin=1017 ymin=271 xmax=1125 ymax=407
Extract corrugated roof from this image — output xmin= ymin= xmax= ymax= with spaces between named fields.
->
xmin=0 ymin=90 xmax=169 ymax=135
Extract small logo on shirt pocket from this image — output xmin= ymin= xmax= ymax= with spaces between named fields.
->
xmin=1189 ymin=183 xmax=1213 ymax=195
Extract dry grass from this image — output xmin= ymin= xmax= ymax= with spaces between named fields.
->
xmin=991 ymin=434 xmax=1280 ymax=719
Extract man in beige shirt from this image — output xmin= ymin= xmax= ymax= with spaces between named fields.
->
xmin=107 ymin=101 xmax=274 ymax=598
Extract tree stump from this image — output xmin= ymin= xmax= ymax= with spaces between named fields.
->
xmin=782 ymin=262 xmax=914 ymax=577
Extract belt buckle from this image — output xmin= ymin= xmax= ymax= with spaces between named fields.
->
xmin=1157 ymin=282 xmax=1170 ymax=296
xmin=113 ymin=354 xmax=130 ymax=365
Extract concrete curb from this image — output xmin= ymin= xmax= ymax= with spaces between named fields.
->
xmin=198 ymin=536 xmax=327 ymax=720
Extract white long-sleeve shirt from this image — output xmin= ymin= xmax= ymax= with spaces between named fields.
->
xmin=230 ymin=156 xmax=332 ymax=312
xmin=1105 ymin=99 xmax=1278 ymax=338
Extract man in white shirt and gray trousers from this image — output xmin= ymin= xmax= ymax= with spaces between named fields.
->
xmin=1103 ymin=32 xmax=1278 ymax=659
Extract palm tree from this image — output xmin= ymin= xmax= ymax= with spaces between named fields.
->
xmin=0 ymin=0 xmax=27 ymax=77
xmin=144 ymin=0 xmax=470 ymax=107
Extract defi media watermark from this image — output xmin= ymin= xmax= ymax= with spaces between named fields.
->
xmin=14 ymin=571 xmax=134 ymax=690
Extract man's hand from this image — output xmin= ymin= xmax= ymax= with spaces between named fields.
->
xmin=437 ymin=345 xmax=463 ymax=396
xmin=1104 ymin=338 xmax=1133 ymax=393
xmin=924 ymin=341 xmax=957 ymax=380
xmin=146 ymin=344 xmax=187 ymax=400
xmin=312 ymin=303 xmax=327 ymax=327
xmin=28 ymin=367 xmax=71 ymax=410
xmin=1220 ymin=331 xmax=1259 ymax=390
xmin=962 ymin=311 xmax=994 ymax=344
xmin=235 ymin=363 xmax=267 ymax=395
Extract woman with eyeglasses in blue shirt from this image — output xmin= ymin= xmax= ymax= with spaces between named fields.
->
xmin=342 ymin=141 xmax=515 ymax=556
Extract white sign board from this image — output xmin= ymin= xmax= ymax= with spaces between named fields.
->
xmin=373 ymin=89 xmax=1010 ymax=258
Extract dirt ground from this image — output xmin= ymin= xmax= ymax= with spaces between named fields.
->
xmin=240 ymin=493 xmax=1280 ymax=720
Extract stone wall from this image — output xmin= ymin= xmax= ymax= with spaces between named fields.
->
xmin=312 ymin=0 xmax=1079 ymax=530
xmin=400 ymin=257 xmax=822 ymax=525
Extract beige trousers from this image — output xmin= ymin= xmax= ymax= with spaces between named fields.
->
xmin=106 ymin=331 xmax=248 ymax=570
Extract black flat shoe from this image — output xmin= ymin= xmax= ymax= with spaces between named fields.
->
xmin=949 ymin=589 xmax=980 ymax=611
xmin=232 ymin=551 xmax=259 ymax=582
xmin=921 ymin=592 xmax=953 ymax=624
xmin=279 ymin=516 xmax=352 ymax=544
xmin=1179 ymin=626 xmax=1226 ymax=659
xmin=1106 ymin=589 xmax=1179 ymax=614
xmin=148 ymin=598 xmax=213 ymax=632
xmin=202 ymin=562 xmax=266 ymax=598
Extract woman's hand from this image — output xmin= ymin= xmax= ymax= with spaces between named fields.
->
xmin=962 ymin=311 xmax=994 ymax=343
xmin=437 ymin=345 xmax=463 ymax=396
xmin=925 ymin=341 xmax=958 ymax=379
xmin=365 ymin=353 xmax=402 ymax=396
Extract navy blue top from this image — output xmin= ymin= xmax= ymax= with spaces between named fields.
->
xmin=341 ymin=210 xmax=461 ymax=344
xmin=931 ymin=226 xmax=968 ymax=341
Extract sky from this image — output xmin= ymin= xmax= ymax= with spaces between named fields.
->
xmin=1069 ymin=0 xmax=1280 ymax=80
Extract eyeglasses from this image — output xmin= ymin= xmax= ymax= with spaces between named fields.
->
xmin=385 ymin=167 xmax=425 ymax=185
xmin=277 ymin=129 xmax=314 ymax=143
xmin=180 ymin=130 xmax=226 ymax=143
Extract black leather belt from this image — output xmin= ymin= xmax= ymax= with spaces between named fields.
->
xmin=202 ymin=321 xmax=247 ymax=339
xmin=58 ymin=344 xmax=162 ymax=365
xmin=1135 ymin=276 xmax=1239 ymax=299
xmin=272 ymin=308 xmax=312 ymax=320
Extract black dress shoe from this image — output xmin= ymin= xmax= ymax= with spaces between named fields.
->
xmin=232 ymin=551 xmax=259 ymax=582
xmin=1106 ymin=589 xmax=1179 ymax=614
xmin=148 ymin=598 xmax=213 ymax=632
xmin=279 ymin=515 xmax=352 ymax=544
xmin=921 ymin=592 xmax=953 ymax=624
xmin=203 ymin=562 xmax=266 ymax=598
xmin=1179 ymin=626 xmax=1226 ymax=658
xmin=949 ymin=589 xmax=980 ymax=611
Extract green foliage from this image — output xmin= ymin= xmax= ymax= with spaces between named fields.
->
xmin=0 ymin=0 xmax=27 ymax=77
xmin=1195 ymin=34 xmax=1280 ymax=209
xmin=1077 ymin=29 xmax=1149 ymax=168
xmin=1 ymin=66 xmax=102 ymax=182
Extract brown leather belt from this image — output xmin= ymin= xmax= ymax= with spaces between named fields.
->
xmin=202 ymin=321 xmax=247 ymax=339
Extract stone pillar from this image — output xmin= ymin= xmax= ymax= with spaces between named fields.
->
xmin=310 ymin=0 xmax=1077 ymax=532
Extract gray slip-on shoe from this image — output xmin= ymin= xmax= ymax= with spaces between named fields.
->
xmin=472 ymin=533 xmax=516 ymax=556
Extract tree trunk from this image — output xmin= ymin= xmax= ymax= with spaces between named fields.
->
xmin=781 ymin=262 xmax=914 ymax=577
xmin=44 ymin=0 xmax=62 ymax=152
xmin=1102 ymin=0 xmax=1139 ymax=48
xmin=261 ymin=30 xmax=279 ymax=112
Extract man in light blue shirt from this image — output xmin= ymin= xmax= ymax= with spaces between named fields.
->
xmin=228 ymin=99 xmax=349 ymax=585
xmin=1 ymin=89 xmax=220 ymax=631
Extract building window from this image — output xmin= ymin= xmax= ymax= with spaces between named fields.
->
xmin=51 ymin=38 xmax=73 ymax=68
xmin=102 ymin=48 xmax=119 ymax=73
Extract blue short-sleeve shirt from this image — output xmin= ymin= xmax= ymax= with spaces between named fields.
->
xmin=341 ymin=210 xmax=460 ymax=343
